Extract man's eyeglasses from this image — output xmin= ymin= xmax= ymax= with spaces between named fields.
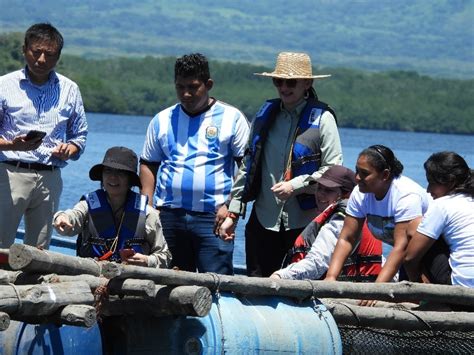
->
xmin=272 ymin=78 xmax=298 ymax=88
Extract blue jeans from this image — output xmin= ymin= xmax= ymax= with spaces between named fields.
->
xmin=159 ymin=207 xmax=234 ymax=275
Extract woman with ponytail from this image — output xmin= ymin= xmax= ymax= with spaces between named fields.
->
xmin=325 ymin=145 xmax=430 ymax=306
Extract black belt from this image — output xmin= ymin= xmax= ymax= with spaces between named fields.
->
xmin=158 ymin=206 xmax=213 ymax=216
xmin=3 ymin=160 xmax=56 ymax=171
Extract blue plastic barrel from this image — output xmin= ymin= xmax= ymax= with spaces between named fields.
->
xmin=120 ymin=292 xmax=342 ymax=354
xmin=0 ymin=321 xmax=102 ymax=355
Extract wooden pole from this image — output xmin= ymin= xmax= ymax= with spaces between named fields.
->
xmin=41 ymin=274 xmax=106 ymax=290
xmin=0 ymin=281 xmax=94 ymax=316
xmin=166 ymin=285 xmax=212 ymax=316
xmin=57 ymin=305 xmax=96 ymax=327
xmin=4 ymin=270 xmax=155 ymax=298
xmin=41 ymin=274 xmax=155 ymax=297
xmin=0 ymin=270 xmax=19 ymax=284
xmin=0 ymin=270 xmax=49 ymax=286
xmin=0 ymin=312 xmax=10 ymax=331
xmin=8 ymin=244 xmax=102 ymax=276
xmin=322 ymin=299 xmax=474 ymax=331
xmin=109 ymin=279 xmax=156 ymax=298
xmin=102 ymin=263 xmax=474 ymax=307
xmin=101 ymin=285 xmax=212 ymax=317
xmin=13 ymin=305 xmax=97 ymax=328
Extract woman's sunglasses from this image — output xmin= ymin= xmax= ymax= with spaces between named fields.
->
xmin=272 ymin=78 xmax=298 ymax=88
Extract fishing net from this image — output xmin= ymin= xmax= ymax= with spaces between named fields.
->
xmin=339 ymin=325 xmax=474 ymax=354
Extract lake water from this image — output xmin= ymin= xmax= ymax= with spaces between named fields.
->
xmin=53 ymin=112 xmax=474 ymax=266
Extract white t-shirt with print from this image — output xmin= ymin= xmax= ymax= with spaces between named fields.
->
xmin=417 ymin=193 xmax=474 ymax=288
xmin=347 ymin=175 xmax=430 ymax=245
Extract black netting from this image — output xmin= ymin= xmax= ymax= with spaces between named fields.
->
xmin=339 ymin=326 xmax=474 ymax=354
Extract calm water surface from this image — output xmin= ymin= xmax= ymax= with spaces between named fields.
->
xmin=56 ymin=113 xmax=474 ymax=266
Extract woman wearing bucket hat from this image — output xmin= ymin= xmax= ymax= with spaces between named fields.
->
xmin=271 ymin=165 xmax=382 ymax=281
xmin=219 ymin=52 xmax=343 ymax=277
xmin=53 ymin=146 xmax=171 ymax=268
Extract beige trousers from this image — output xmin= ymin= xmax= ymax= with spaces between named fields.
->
xmin=0 ymin=163 xmax=62 ymax=249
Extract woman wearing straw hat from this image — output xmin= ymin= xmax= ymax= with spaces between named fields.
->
xmin=53 ymin=146 xmax=171 ymax=268
xmin=219 ymin=52 xmax=343 ymax=277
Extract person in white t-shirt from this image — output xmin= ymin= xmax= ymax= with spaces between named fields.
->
xmin=405 ymin=151 xmax=474 ymax=288
xmin=325 ymin=145 xmax=430 ymax=306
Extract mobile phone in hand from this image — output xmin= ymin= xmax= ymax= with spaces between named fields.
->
xmin=119 ymin=248 xmax=136 ymax=259
xmin=25 ymin=130 xmax=46 ymax=141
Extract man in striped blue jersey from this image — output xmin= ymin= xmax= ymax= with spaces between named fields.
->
xmin=140 ymin=53 xmax=249 ymax=275
xmin=0 ymin=23 xmax=88 ymax=249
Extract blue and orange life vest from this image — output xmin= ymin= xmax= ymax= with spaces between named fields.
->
xmin=242 ymin=98 xmax=336 ymax=210
xmin=77 ymin=189 xmax=147 ymax=262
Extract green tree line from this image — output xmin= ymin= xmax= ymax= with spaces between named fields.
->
xmin=1 ymin=33 xmax=473 ymax=134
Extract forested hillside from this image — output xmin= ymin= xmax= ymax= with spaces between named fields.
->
xmin=1 ymin=33 xmax=472 ymax=134
xmin=0 ymin=0 xmax=472 ymax=79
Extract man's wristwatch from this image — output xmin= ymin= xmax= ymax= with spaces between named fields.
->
xmin=226 ymin=211 xmax=239 ymax=220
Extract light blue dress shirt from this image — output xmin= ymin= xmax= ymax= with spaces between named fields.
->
xmin=0 ymin=68 xmax=88 ymax=167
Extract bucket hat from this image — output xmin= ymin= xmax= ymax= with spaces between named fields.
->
xmin=89 ymin=146 xmax=142 ymax=188
xmin=254 ymin=52 xmax=331 ymax=79
xmin=316 ymin=165 xmax=356 ymax=194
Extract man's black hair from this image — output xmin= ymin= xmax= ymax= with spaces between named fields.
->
xmin=24 ymin=23 xmax=64 ymax=55
xmin=174 ymin=53 xmax=210 ymax=82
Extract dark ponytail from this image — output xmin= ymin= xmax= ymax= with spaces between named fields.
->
xmin=360 ymin=145 xmax=404 ymax=178
xmin=307 ymin=86 xmax=318 ymax=100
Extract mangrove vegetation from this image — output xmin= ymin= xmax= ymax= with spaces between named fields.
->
xmin=1 ymin=33 xmax=473 ymax=134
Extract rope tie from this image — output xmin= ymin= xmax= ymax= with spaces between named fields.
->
xmin=208 ymin=272 xmax=221 ymax=297
xmin=306 ymin=280 xmax=321 ymax=316
xmin=306 ymin=280 xmax=337 ymax=354
xmin=334 ymin=300 xmax=362 ymax=327
xmin=208 ymin=272 xmax=225 ymax=354
xmin=93 ymin=258 xmax=103 ymax=274
xmin=8 ymin=283 xmax=22 ymax=313
xmin=93 ymin=278 xmax=110 ymax=322
xmin=399 ymin=308 xmax=433 ymax=331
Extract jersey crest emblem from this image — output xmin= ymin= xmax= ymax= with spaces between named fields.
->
xmin=206 ymin=126 xmax=218 ymax=139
